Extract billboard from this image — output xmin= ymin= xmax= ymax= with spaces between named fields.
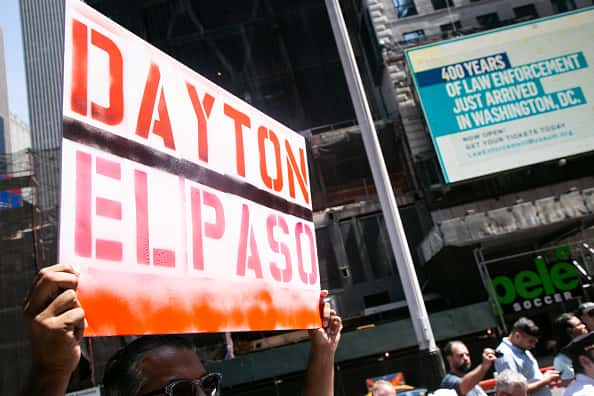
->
xmin=405 ymin=8 xmax=594 ymax=183
xmin=60 ymin=0 xmax=320 ymax=336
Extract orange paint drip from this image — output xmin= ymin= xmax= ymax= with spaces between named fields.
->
xmin=78 ymin=267 xmax=320 ymax=336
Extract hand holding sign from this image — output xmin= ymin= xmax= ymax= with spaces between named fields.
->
xmin=22 ymin=268 xmax=341 ymax=396
xmin=310 ymin=290 xmax=342 ymax=353
xmin=23 ymin=264 xmax=85 ymax=396
xmin=305 ymin=290 xmax=343 ymax=396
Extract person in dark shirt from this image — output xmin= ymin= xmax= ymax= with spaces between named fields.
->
xmin=440 ymin=340 xmax=495 ymax=396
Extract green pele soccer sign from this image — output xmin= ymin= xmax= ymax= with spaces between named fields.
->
xmin=490 ymin=246 xmax=582 ymax=314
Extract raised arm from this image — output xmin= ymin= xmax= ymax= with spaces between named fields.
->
xmin=459 ymin=348 xmax=496 ymax=394
xmin=304 ymin=291 xmax=343 ymax=396
xmin=22 ymin=264 xmax=86 ymax=396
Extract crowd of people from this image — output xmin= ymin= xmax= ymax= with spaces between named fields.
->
xmin=437 ymin=306 xmax=594 ymax=396
xmin=19 ymin=264 xmax=594 ymax=396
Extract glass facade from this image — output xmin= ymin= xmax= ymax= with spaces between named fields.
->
xmin=89 ymin=0 xmax=386 ymax=132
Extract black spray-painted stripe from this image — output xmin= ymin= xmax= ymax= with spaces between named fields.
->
xmin=62 ymin=117 xmax=313 ymax=222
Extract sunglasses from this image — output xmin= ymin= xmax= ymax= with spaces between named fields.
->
xmin=141 ymin=372 xmax=222 ymax=396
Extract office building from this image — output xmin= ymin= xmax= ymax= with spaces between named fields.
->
xmin=0 ymin=27 xmax=10 ymax=169
xmin=8 ymin=113 xmax=31 ymax=154
xmin=20 ymin=0 xmax=64 ymax=210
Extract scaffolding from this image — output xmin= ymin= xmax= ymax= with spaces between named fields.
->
xmin=0 ymin=148 xmax=60 ymax=394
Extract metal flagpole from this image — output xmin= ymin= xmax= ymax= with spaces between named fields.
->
xmin=324 ymin=0 xmax=445 ymax=388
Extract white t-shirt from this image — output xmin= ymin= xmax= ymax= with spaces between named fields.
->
xmin=563 ymin=373 xmax=594 ymax=396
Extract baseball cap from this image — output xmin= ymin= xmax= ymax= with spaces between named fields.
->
xmin=577 ymin=302 xmax=594 ymax=316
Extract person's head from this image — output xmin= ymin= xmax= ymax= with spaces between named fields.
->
xmin=553 ymin=313 xmax=588 ymax=350
xmin=509 ymin=317 xmax=539 ymax=350
xmin=103 ymin=335 xmax=222 ymax=396
xmin=578 ymin=302 xmax=594 ymax=332
xmin=443 ymin=341 xmax=471 ymax=374
xmin=371 ymin=380 xmax=396 ymax=396
xmin=430 ymin=390 xmax=457 ymax=396
xmin=495 ymin=369 xmax=527 ymax=396
xmin=563 ymin=332 xmax=594 ymax=379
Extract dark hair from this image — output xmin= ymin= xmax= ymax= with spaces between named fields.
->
xmin=571 ymin=349 xmax=593 ymax=375
xmin=577 ymin=302 xmax=594 ymax=317
xmin=565 ymin=333 xmax=594 ymax=374
xmin=102 ymin=335 xmax=195 ymax=396
xmin=512 ymin=317 xmax=540 ymax=337
xmin=443 ymin=340 xmax=464 ymax=357
xmin=553 ymin=313 xmax=578 ymax=352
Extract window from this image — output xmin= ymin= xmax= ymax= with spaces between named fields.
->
xmin=393 ymin=0 xmax=418 ymax=18
xmin=338 ymin=213 xmax=397 ymax=285
xmin=440 ymin=21 xmax=461 ymax=33
xmin=476 ymin=12 xmax=500 ymax=29
xmin=339 ymin=219 xmax=367 ymax=284
xmin=551 ymin=0 xmax=577 ymax=13
xmin=403 ymin=29 xmax=425 ymax=43
xmin=359 ymin=214 xmax=394 ymax=279
xmin=514 ymin=4 xmax=538 ymax=20
xmin=431 ymin=0 xmax=454 ymax=10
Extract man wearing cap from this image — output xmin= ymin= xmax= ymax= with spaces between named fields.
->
xmin=562 ymin=332 xmax=594 ymax=396
xmin=577 ymin=302 xmax=594 ymax=332
xmin=494 ymin=317 xmax=559 ymax=396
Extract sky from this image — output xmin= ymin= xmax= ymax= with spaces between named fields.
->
xmin=0 ymin=0 xmax=29 ymax=123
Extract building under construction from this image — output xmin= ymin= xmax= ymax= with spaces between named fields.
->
xmin=0 ymin=148 xmax=59 ymax=393
xmin=3 ymin=0 xmax=594 ymax=395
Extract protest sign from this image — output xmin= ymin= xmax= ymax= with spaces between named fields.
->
xmin=60 ymin=0 xmax=320 ymax=336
